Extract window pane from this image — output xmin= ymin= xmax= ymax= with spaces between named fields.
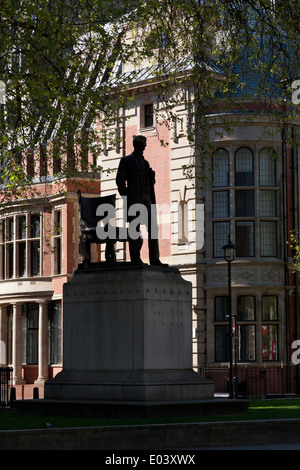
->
xmin=261 ymin=221 xmax=277 ymax=256
xmin=0 ymin=246 xmax=4 ymax=279
xmin=18 ymin=216 xmax=26 ymax=239
xmin=237 ymin=296 xmax=255 ymax=320
xmin=30 ymin=241 xmax=40 ymax=276
xmin=0 ymin=219 xmax=5 ymax=243
xmin=215 ymin=325 xmax=229 ymax=361
xmin=235 ymin=190 xmax=254 ymax=216
xmin=260 ymin=191 xmax=276 ymax=216
xmin=213 ymin=149 xmax=229 ymax=187
xmin=27 ymin=329 xmax=38 ymax=364
xmin=8 ymin=219 xmax=14 ymax=241
xmin=7 ymin=244 xmax=14 ymax=278
xmin=54 ymin=238 xmax=61 ymax=274
xmin=237 ymin=325 xmax=256 ymax=361
xmin=144 ymin=104 xmax=153 ymax=127
xmin=262 ymin=296 xmax=278 ymax=320
xmin=30 ymin=215 xmax=40 ymax=238
xmin=262 ymin=325 xmax=278 ymax=361
xmin=18 ymin=242 xmax=26 ymax=277
xmin=213 ymin=221 xmax=230 ymax=257
xmin=260 ymin=148 xmax=276 ymax=186
xmin=48 ymin=300 xmax=62 ymax=364
xmin=215 ymin=296 xmax=229 ymax=321
xmin=213 ymin=191 xmax=229 ymax=217
xmin=236 ymin=221 xmax=254 ymax=256
xmin=235 ymin=148 xmax=253 ymax=186
xmin=6 ymin=306 xmax=13 ymax=364
xmin=22 ymin=303 xmax=39 ymax=365
xmin=54 ymin=211 xmax=61 ymax=236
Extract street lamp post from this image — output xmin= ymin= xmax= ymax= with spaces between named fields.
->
xmin=222 ymin=235 xmax=236 ymax=399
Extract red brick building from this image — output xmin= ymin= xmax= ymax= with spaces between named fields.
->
xmin=0 ymin=176 xmax=100 ymax=399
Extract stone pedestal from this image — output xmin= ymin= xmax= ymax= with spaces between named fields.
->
xmin=43 ymin=263 xmax=214 ymax=415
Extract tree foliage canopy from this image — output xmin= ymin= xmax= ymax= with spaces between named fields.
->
xmin=0 ymin=0 xmax=299 ymax=199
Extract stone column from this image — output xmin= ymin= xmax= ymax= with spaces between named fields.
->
xmin=0 ymin=304 xmax=8 ymax=365
xmin=11 ymin=302 xmax=25 ymax=385
xmin=35 ymin=299 xmax=49 ymax=384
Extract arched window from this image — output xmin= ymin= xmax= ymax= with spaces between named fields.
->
xmin=213 ymin=148 xmax=229 ymax=187
xmin=235 ymin=147 xmax=253 ymax=186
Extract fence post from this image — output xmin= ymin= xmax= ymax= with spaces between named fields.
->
xmin=10 ymin=386 xmax=16 ymax=406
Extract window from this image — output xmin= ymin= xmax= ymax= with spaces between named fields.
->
xmin=30 ymin=214 xmax=40 ymax=238
xmin=260 ymin=190 xmax=276 ymax=217
xmin=235 ymin=190 xmax=255 ymax=217
xmin=236 ymin=221 xmax=255 ymax=257
xmin=215 ymin=325 xmax=230 ymax=362
xmin=237 ymin=296 xmax=255 ymax=321
xmin=0 ymin=212 xmax=42 ymax=279
xmin=260 ymin=148 xmax=276 ymax=186
xmin=6 ymin=306 xmax=13 ymax=365
xmin=213 ymin=149 xmax=229 ymax=187
xmin=214 ymin=296 xmax=230 ymax=362
xmin=17 ymin=216 xmax=26 ymax=277
xmin=236 ymin=296 xmax=256 ymax=361
xmin=213 ymin=191 xmax=229 ymax=218
xmin=30 ymin=241 xmax=40 ymax=276
xmin=214 ymin=295 xmax=279 ymax=363
xmin=262 ymin=296 xmax=278 ymax=320
xmin=237 ymin=325 xmax=256 ymax=361
xmin=262 ymin=296 xmax=278 ymax=361
xmin=215 ymin=296 xmax=229 ymax=322
xmin=212 ymin=146 xmax=279 ymax=259
xmin=213 ymin=221 xmax=230 ymax=257
xmin=261 ymin=221 xmax=277 ymax=256
xmin=7 ymin=218 xmax=14 ymax=277
xmin=144 ymin=104 xmax=154 ymax=128
xmin=29 ymin=214 xmax=40 ymax=276
xmin=235 ymin=148 xmax=253 ymax=186
xmin=18 ymin=242 xmax=26 ymax=277
xmin=22 ymin=303 xmax=39 ymax=365
xmin=53 ymin=210 xmax=62 ymax=274
xmin=48 ymin=300 xmax=62 ymax=364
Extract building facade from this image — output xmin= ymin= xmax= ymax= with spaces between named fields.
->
xmin=99 ymin=70 xmax=300 ymax=396
xmin=0 ymin=178 xmax=100 ymax=398
xmin=0 ymin=51 xmax=299 ymax=399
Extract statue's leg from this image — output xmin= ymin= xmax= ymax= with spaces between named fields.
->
xmin=105 ymin=241 xmax=116 ymax=264
xmin=79 ymin=236 xmax=91 ymax=263
xmin=128 ymin=230 xmax=144 ymax=265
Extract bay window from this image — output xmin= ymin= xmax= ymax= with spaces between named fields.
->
xmin=214 ymin=294 xmax=279 ymax=363
xmin=212 ymin=146 xmax=279 ymax=259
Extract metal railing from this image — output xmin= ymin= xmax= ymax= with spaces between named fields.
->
xmin=200 ymin=366 xmax=297 ymax=398
xmin=0 ymin=367 xmax=13 ymax=407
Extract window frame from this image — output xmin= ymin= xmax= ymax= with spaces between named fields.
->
xmin=214 ymin=294 xmax=280 ymax=363
xmin=22 ymin=302 xmax=39 ymax=366
xmin=0 ymin=212 xmax=42 ymax=280
xmin=212 ymin=146 xmax=279 ymax=260
xmin=53 ymin=209 xmax=62 ymax=275
xmin=48 ymin=300 xmax=62 ymax=365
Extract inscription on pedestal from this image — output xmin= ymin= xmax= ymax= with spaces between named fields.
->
xmin=153 ymin=310 xmax=184 ymax=328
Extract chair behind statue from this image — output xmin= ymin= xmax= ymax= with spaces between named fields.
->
xmin=77 ymin=190 xmax=118 ymax=264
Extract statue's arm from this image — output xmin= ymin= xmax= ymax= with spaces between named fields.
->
xmin=116 ymin=158 xmax=128 ymax=196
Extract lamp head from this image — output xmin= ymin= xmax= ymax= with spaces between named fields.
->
xmin=222 ymin=236 xmax=236 ymax=262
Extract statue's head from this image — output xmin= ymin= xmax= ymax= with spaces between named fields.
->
xmin=133 ymin=135 xmax=147 ymax=152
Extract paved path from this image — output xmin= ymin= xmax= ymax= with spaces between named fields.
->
xmin=194 ymin=442 xmax=300 ymax=450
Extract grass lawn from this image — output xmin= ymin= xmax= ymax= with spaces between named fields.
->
xmin=1 ymin=398 xmax=300 ymax=430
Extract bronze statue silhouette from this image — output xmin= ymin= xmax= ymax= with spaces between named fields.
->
xmin=116 ymin=135 xmax=168 ymax=267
